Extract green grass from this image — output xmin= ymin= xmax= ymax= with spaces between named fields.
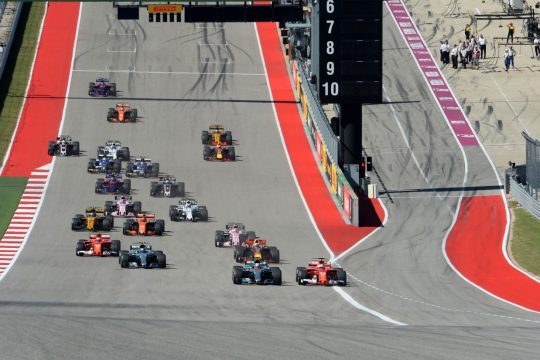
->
xmin=0 ymin=177 xmax=27 ymax=237
xmin=510 ymin=200 xmax=540 ymax=277
xmin=0 ymin=2 xmax=45 ymax=161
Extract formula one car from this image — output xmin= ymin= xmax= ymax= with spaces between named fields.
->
xmin=122 ymin=213 xmax=165 ymax=236
xmin=203 ymin=142 xmax=235 ymax=161
xmin=47 ymin=135 xmax=80 ymax=156
xmin=95 ymin=173 xmax=131 ymax=194
xmin=104 ymin=195 xmax=142 ymax=217
xmin=150 ymin=176 xmax=185 ymax=197
xmin=232 ymin=260 xmax=281 ymax=285
xmin=89 ymin=77 xmax=116 ymax=97
xmin=296 ymin=258 xmax=347 ymax=286
xmin=76 ymin=233 xmax=121 ymax=257
xmin=87 ymin=155 xmax=122 ymax=174
xmin=119 ymin=242 xmax=166 ymax=269
xmin=201 ymin=124 xmax=233 ymax=146
xmin=71 ymin=207 xmax=114 ymax=231
xmin=97 ymin=140 xmax=130 ymax=161
xmin=126 ymin=157 xmax=160 ymax=178
xmin=107 ymin=103 xmax=137 ymax=122
xmin=169 ymin=199 xmax=208 ymax=222
xmin=234 ymin=238 xmax=280 ymax=263
xmin=215 ymin=222 xmax=256 ymax=247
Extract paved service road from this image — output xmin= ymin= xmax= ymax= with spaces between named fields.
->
xmin=0 ymin=3 xmax=539 ymax=359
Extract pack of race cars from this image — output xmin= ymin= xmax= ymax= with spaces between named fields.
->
xmin=60 ymin=77 xmax=348 ymax=281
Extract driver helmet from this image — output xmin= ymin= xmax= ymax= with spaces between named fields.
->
xmin=317 ymin=263 xmax=324 ymax=269
xmin=139 ymin=244 xmax=146 ymax=251
xmin=254 ymin=261 xmax=261 ymax=268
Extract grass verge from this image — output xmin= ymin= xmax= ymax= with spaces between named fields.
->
xmin=0 ymin=2 xmax=45 ymax=162
xmin=0 ymin=177 xmax=27 ymax=237
xmin=509 ymin=200 xmax=540 ymax=277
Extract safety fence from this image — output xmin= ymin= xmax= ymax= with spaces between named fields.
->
xmin=0 ymin=2 xmax=23 ymax=81
xmin=290 ymin=59 xmax=360 ymax=226
xmin=510 ymin=178 xmax=540 ymax=220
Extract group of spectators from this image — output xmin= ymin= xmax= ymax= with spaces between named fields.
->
xmin=439 ymin=32 xmax=487 ymax=70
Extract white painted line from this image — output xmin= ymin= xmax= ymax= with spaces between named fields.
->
xmin=14 ymin=209 xmax=36 ymax=214
xmin=23 ymin=189 xmax=43 ymax=194
xmin=72 ymin=69 xmax=264 ymax=76
xmin=488 ymin=73 xmax=529 ymax=133
xmin=17 ymin=204 xmax=38 ymax=208
xmin=27 ymin=178 xmax=47 ymax=183
xmin=2 ymin=234 xmax=25 ymax=238
xmin=475 ymin=8 xmax=482 ymax=15
xmin=21 ymin=194 xmax=42 ymax=198
xmin=0 ymin=4 xmax=48 ymax=174
xmin=30 ymin=171 xmax=49 ymax=176
xmin=333 ymin=287 xmax=407 ymax=325
xmin=0 ymin=257 xmax=15 ymax=261
xmin=10 ymin=218 xmax=33 ymax=222
xmin=25 ymin=183 xmax=45 ymax=188
xmin=11 ymin=214 xmax=35 ymax=218
xmin=5 ymin=229 xmax=29 ymax=233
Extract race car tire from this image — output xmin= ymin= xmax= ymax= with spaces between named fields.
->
xmin=169 ymin=206 xmax=178 ymax=221
xmin=119 ymin=250 xmax=128 ymax=263
xmin=176 ymin=182 xmax=185 ymax=197
xmin=88 ymin=82 xmax=95 ymax=96
xmin=104 ymin=201 xmax=113 ymax=214
xmin=95 ymin=178 xmax=104 ymax=193
xmin=97 ymin=146 xmax=105 ymax=156
xmin=271 ymin=267 xmax=282 ymax=286
xmin=157 ymin=253 xmax=166 ymax=268
xmin=232 ymin=266 xmax=243 ymax=284
xmin=47 ymin=141 xmax=55 ymax=156
xmin=110 ymin=240 xmax=121 ymax=256
xmin=297 ymin=268 xmax=308 ymax=285
xmin=201 ymin=130 xmax=209 ymax=144
xmin=203 ymin=145 xmax=211 ymax=160
xmin=111 ymin=83 xmax=117 ymax=97
xmin=246 ymin=231 xmax=256 ymax=240
xmin=336 ymin=268 xmax=347 ymax=286
xmin=122 ymin=179 xmax=131 ymax=194
xmin=155 ymin=220 xmax=165 ymax=235
xmin=225 ymin=131 xmax=233 ymax=144
xmin=71 ymin=218 xmax=81 ymax=231
xmin=87 ymin=158 xmax=96 ymax=173
xmin=126 ymin=163 xmax=134 ymax=177
xmin=233 ymin=246 xmax=244 ymax=262
xmin=103 ymin=216 xmax=114 ymax=231
xmin=150 ymin=182 xmax=158 ymax=196
xmin=269 ymin=247 xmax=280 ymax=263
xmin=122 ymin=221 xmax=131 ymax=235
xmin=133 ymin=201 xmax=142 ymax=214
xmin=113 ymin=160 xmax=122 ymax=173
xmin=151 ymin=163 xmax=159 ymax=177
xmin=228 ymin=146 xmax=236 ymax=161
xmin=76 ymin=241 xmax=85 ymax=256
xmin=120 ymin=253 xmax=130 ymax=268
xmin=130 ymin=108 xmax=137 ymax=121
xmin=120 ymin=147 xmax=130 ymax=161
xmin=199 ymin=206 xmax=209 ymax=221
xmin=215 ymin=230 xmax=224 ymax=247
xmin=71 ymin=142 xmax=80 ymax=156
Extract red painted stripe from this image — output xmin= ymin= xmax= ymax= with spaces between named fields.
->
xmin=256 ymin=23 xmax=385 ymax=256
xmin=446 ymin=196 xmax=540 ymax=311
xmin=1 ymin=2 xmax=80 ymax=176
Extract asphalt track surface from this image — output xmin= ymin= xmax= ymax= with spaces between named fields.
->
xmin=1 ymin=3 xmax=540 ymax=359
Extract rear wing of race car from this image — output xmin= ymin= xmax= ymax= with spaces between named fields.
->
xmin=158 ymin=176 xmax=176 ymax=183
xmin=135 ymin=213 xmax=155 ymax=219
xmin=209 ymin=124 xmax=224 ymax=131
xmin=245 ymin=239 xmax=267 ymax=247
xmin=114 ymin=195 xmax=132 ymax=201
xmin=226 ymin=222 xmax=245 ymax=230
xmin=89 ymin=233 xmax=111 ymax=241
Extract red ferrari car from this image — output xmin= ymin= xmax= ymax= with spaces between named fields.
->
xmin=296 ymin=258 xmax=346 ymax=286
xmin=76 ymin=233 xmax=121 ymax=257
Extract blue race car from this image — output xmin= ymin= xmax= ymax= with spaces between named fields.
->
xmin=232 ymin=260 xmax=281 ymax=285
xmin=126 ymin=157 xmax=160 ymax=178
xmin=119 ymin=242 xmax=166 ymax=269
xmin=95 ymin=173 xmax=131 ymax=194
xmin=89 ymin=77 xmax=116 ymax=97
xmin=87 ymin=155 xmax=122 ymax=174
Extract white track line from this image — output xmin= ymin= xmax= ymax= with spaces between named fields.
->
xmin=254 ymin=23 xmax=404 ymax=326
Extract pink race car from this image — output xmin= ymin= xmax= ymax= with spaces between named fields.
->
xmin=104 ymin=195 xmax=142 ymax=217
xmin=214 ymin=223 xmax=256 ymax=247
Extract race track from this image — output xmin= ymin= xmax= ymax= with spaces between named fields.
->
xmin=0 ymin=3 xmax=539 ymax=359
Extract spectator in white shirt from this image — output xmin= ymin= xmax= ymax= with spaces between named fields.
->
xmin=479 ymin=34 xmax=487 ymax=59
xmin=450 ymin=44 xmax=459 ymax=69
xmin=534 ymin=34 xmax=540 ymax=59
